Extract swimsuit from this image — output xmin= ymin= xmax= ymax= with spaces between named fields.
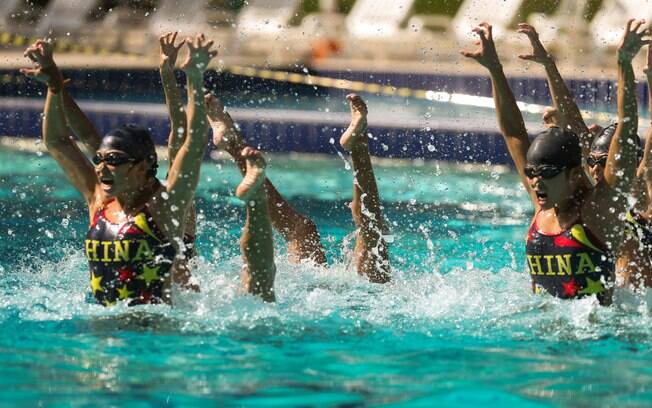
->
xmin=85 ymin=199 xmax=176 ymax=306
xmin=526 ymin=211 xmax=614 ymax=304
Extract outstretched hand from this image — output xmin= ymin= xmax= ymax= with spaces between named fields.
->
xmin=20 ymin=39 xmax=63 ymax=91
xmin=618 ymin=19 xmax=651 ymax=64
xmin=159 ymin=31 xmax=185 ymax=68
xmin=460 ymin=23 xmax=501 ymax=71
xmin=517 ymin=23 xmax=553 ymax=66
xmin=181 ymin=33 xmax=218 ymax=76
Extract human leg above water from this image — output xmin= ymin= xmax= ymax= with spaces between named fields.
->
xmin=339 ymin=94 xmax=390 ymax=284
xmin=237 ymin=147 xmax=276 ymax=302
xmin=206 ymin=95 xmax=327 ymax=265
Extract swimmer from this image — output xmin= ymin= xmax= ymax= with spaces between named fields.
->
xmin=519 ymin=23 xmax=652 ymax=290
xmin=206 ymin=95 xmax=327 ymax=265
xmin=461 ymin=20 xmax=647 ymax=304
xmin=23 ymin=34 xmax=216 ymax=306
xmin=339 ymin=94 xmax=390 ymax=283
xmin=21 ymin=35 xmax=200 ymax=291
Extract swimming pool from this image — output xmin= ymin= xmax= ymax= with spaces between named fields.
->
xmin=2 ymin=147 xmax=652 ymax=406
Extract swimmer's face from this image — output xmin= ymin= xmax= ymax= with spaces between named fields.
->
xmin=93 ymin=148 xmax=148 ymax=196
xmin=587 ymin=152 xmax=608 ymax=184
xmin=526 ymin=164 xmax=580 ymax=209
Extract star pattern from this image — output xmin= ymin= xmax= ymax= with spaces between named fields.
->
xmin=118 ymin=267 xmax=135 ymax=282
xmin=91 ymin=272 xmax=104 ymax=295
xmin=579 ymin=277 xmax=604 ymax=295
xmin=117 ymin=284 xmax=134 ymax=300
xmin=137 ymin=264 xmax=161 ymax=285
xmin=561 ymin=279 xmax=578 ymax=297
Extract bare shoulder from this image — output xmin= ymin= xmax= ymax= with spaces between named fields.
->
xmin=582 ymin=183 xmax=626 ymax=246
xmin=86 ymin=186 xmax=107 ymax=224
xmin=144 ymin=185 xmax=184 ymax=239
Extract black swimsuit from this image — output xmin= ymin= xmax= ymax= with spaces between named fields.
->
xmin=85 ymin=199 xmax=176 ymax=306
xmin=526 ymin=212 xmax=614 ymax=304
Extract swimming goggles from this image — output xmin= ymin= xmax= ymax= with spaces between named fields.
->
xmin=587 ymin=154 xmax=608 ymax=168
xmin=524 ymin=164 xmax=565 ymax=179
xmin=92 ymin=152 xmax=138 ymax=166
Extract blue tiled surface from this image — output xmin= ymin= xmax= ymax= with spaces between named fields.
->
xmin=0 ymin=68 xmax=639 ymax=163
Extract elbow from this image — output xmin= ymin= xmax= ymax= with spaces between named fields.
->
xmin=42 ymin=132 xmax=71 ymax=150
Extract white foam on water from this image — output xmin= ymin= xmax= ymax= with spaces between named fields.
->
xmin=4 ymin=242 xmax=652 ymax=344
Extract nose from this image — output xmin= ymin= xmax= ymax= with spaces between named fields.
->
xmin=530 ymin=176 xmax=544 ymax=188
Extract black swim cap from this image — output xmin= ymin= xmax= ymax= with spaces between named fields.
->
xmin=99 ymin=124 xmax=158 ymax=176
xmin=591 ymin=123 xmax=642 ymax=161
xmin=526 ymin=127 xmax=582 ymax=168
xmin=591 ymin=123 xmax=616 ymax=155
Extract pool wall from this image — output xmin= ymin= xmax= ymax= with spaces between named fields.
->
xmin=0 ymin=68 xmax=644 ymax=164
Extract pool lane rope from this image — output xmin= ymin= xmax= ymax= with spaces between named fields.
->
xmin=0 ymin=30 xmax=619 ymax=125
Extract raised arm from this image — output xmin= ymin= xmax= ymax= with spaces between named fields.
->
xmin=21 ymin=39 xmax=102 ymax=151
xmin=23 ymin=41 xmax=98 ymax=206
xmin=159 ymin=32 xmax=188 ymax=163
xmin=461 ymin=23 xmax=536 ymax=205
xmin=639 ymin=45 xmax=652 ymax=189
xmin=165 ymin=34 xmax=215 ymax=212
xmin=604 ymin=19 xmax=649 ymax=192
xmin=518 ymin=23 xmax=591 ymax=156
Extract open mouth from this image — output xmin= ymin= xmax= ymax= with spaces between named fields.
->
xmin=100 ymin=177 xmax=115 ymax=190
xmin=535 ymin=190 xmax=547 ymax=201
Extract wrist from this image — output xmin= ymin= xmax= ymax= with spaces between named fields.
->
xmin=160 ymin=59 xmax=174 ymax=70
xmin=487 ymin=63 xmax=503 ymax=74
xmin=184 ymin=68 xmax=205 ymax=79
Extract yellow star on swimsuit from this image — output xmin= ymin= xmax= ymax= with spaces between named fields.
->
xmin=579 ymin=277 xmax=604 ymax=295
xmin=117 ymin=285 xmax=133 ymax=300
xmin=103 ymin=299 xmax=116 ymax=307
xmin=90 ymin=272 xmax=104 ymax=295
xmin=137 ymin=265 xmax=160 ymax=286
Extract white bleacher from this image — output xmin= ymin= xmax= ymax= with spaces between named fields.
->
xmin=345 ymin=0 xmax=414 ymax=38
xmin=0 ymin=0 xmax=21 ymax=30
xmin=590 ymin=0 xmax=652 ymax=48
xmin=232 ymin=0 xmax=306 ymax=63
xmin=451 ymin=0 xmax=525 ymax=43
xmin=148 ymin=0 xmax=211 ymax=36
xmin=236 ymin=0 xmax=299 ymax=37
xmin=35 ymin=0 xmax=103 ymax=36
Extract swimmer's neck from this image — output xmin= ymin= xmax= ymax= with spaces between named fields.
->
xmin=112 ymin=177 xmax=160 ymax=214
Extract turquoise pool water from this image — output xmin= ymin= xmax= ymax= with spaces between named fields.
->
xmin=1 ymin=147 xmax=652 ymax=407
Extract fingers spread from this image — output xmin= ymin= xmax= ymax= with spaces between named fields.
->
xmin=626 ymin=18 xmax=635 ymax=33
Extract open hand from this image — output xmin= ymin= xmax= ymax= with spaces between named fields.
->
xmin=618 ymin=19 xmax=651 ymax=64
xmin=517 ymin=23 xmax=553 ymax=66
xmin=460 ymin=23 xmax=501 ymax=71
xmin=159 ymin=31 xmax=185 ymax=68
xmin=20 ymin=39 xmax=63 ymax=90
xmin=181 ymin=33 xmax=218 ymax=75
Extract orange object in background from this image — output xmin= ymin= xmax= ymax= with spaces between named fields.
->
xmin=311 ymin=38 xmax=341 ymax=60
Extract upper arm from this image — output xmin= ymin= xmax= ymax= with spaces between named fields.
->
xmin=160 ymin=66 xmax=187 ymax=163
xmin=503 ymin=133 xmax=539 ymax=209
xmin=47 ymin=138 xmax=99 ymax=204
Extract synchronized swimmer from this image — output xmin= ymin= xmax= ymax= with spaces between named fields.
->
xmin=18 ymin=19 xmax=652 ymax=307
